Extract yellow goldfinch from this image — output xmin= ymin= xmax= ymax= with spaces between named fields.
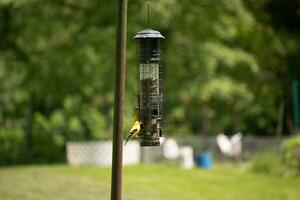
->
xmin=124 ymin=106 xmax=141 ymax=145
xmin=124 ymin=120 xmax=141 ymax=145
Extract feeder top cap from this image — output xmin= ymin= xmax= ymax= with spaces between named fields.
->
xmin=134 ymin=29 xmax=165 ymax=39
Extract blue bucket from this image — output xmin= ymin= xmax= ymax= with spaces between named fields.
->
xmin=196 ymin=152 xmax=213 ymax=168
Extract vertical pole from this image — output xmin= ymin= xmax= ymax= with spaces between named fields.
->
xmin=292 ymin=80 xmax=300 ymax=131
xmin=276 ymin=101 xmax=284 ymax=138
xmin=111 ymin=0 xmax=127 ymax=199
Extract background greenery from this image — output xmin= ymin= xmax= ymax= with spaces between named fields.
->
xmin=0 ymin=0 xmax=300 ymax=164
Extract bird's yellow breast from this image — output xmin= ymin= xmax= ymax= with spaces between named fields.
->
xmin=130 ymin=121 xmax=141 ymax=138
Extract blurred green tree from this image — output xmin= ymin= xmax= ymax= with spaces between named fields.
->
xmin=0 ymin=0 xmax=299 ymax=163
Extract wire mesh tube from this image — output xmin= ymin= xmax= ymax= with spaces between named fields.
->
xmin=134 ymin=29 xmax=164 ymax=146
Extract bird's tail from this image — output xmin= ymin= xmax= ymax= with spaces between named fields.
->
xmin=124 ymin=133 xmax=133 ymax=146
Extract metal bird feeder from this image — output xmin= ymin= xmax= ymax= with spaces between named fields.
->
xmin=134 ymin=29 xmax=165 ymax=146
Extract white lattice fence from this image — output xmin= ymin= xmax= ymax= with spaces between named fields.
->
xmin=67 ymin=141 xmax=140 ymax=167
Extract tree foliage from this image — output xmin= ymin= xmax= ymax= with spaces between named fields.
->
xmin=0 ymin=0 xmax=299 ymax=162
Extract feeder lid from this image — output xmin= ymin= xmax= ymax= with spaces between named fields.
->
xmin=134 ymin=29 xmax=165 ymax=39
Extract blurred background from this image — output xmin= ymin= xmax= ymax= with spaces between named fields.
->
xmin=1 ymin=0 xmax=300 ymax=199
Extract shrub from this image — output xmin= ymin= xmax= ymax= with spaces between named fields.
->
xmin=282 ymin=135 xmax=300 ymax=176
xmin=250 ymin=152 xmax=283 ymax=175
xmin=30 ymin=113 xmax=65 ymax=163
xmin=0 ymin=129 xmax=24 ymax=165
xmin=0 ymin=113 xmax=66 ymax=165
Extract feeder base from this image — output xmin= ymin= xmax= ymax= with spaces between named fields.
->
xmin=140 ymin=140 xmax=160 ymax=147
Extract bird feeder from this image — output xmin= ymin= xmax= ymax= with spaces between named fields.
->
xmin=134 ymin=29 xmax=165 ymax=146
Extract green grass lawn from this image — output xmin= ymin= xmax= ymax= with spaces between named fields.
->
xmin=0 ymin=164 xmax=299 ymax=200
